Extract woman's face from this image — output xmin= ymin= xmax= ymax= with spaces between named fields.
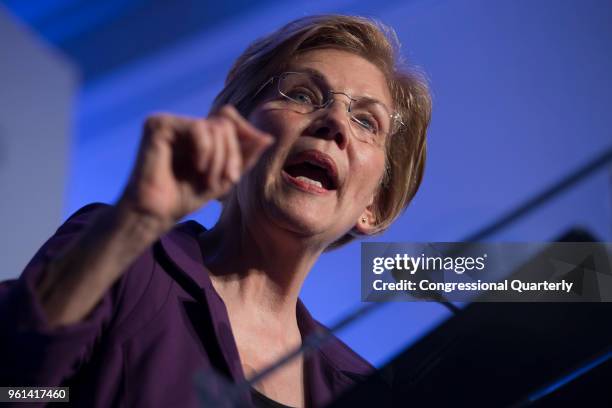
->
xmin=239 ymin=48 xmax=392 ymax=247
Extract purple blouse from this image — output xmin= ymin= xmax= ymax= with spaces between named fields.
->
xmin=0 ymin=204 xmax=375 ymax=407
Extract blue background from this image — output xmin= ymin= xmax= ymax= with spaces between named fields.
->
xmin=2 ymin=0 xmax=611 ymax=367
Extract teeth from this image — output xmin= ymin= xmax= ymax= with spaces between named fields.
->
xmin=295 ymin=176 xmax=323 ymax=188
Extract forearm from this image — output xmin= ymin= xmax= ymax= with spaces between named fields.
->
xmin=35 ymin=203 xmax=168 ymax=328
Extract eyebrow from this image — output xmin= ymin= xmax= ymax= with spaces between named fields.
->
xmin=286 ymin=66 xmax=328 ymax=85
xmin=284 ymin=66 xmax=391 ymax=109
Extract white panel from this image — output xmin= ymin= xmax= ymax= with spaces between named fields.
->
xmin=0 ymin=6 xmax=77 ymax=279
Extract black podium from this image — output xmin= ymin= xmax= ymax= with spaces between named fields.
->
xmin=330 ymin=301 xmax=612 ymax=407
xmin=331 ymin=230 xmax=612 ymax=407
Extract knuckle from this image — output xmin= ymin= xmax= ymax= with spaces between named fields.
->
xmin=188 ymin=120 xmax=206 ymax=137
xmin=219 ymin=105 xmax=235 ymax=116
xmin=201 ymin=128 xmax=211 ymax=147
xmin=143 ymin=114 xmax=167 ymax=133
xmin=219 ymin=105 xmax=242 ymax=122
xmin=208 ymin=117 xmax=222 ymax=132
xmin=219 ymin=117 xmax=235 ymax=135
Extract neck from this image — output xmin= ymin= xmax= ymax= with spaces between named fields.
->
xmin=199 ymin=194 xmax=324 ymax=326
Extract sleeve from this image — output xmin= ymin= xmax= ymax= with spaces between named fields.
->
xmin=0 ymin=203 xmax=128 ymax=387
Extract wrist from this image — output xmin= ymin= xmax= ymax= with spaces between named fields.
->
xmin=113 ymin=199 xmax=174 ymax=242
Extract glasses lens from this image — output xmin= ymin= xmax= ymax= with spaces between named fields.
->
xmin=278 ymin=73 xmax=324 ymax=112
xmin=349 ymin=99 xmax=394 ymax=147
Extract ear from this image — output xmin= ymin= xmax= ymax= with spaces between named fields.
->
xmin=353 ymin=203 xmax=378 ymax=236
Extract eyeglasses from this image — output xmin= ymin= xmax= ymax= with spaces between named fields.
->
xmin=255 ymin=71 xmax=404 ymax=148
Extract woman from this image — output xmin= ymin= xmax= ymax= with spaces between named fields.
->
xmin=0 ymin=14 xmax=430 ymax=408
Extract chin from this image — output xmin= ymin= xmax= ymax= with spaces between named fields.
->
xmin=259 ymin=198 xmax=344 ymax=249
xmin=268 ymin=197 xmax=325 ymax=233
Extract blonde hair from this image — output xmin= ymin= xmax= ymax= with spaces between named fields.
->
xmin=211 ymin=14 xmax=431 ymax=249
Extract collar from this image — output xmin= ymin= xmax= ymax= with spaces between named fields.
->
xmin=157 ymin=220 xmax=375 ymax=406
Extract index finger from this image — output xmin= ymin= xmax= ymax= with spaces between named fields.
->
xmin=212 ymin=105 xmax=273 ymax=144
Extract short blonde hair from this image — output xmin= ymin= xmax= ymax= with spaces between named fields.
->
xmin=211 ymin=14 xmax=431 ymax=249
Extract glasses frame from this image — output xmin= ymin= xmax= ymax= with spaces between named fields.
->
xmin=253 ymin=71 xmax=405 ymax=142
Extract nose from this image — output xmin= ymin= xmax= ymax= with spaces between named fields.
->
xmin=306 ymin=96 xmax=352 ymax=150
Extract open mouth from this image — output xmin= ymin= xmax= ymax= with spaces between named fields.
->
xmin=282 ymin=150 xmax=338 ymax=192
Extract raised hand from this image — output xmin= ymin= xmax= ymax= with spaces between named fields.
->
xmin=118 ymin=105 xmax=273 ymax=231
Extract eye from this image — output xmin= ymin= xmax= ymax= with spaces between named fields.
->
xmin=286 ymin=87 xmax=318 ymax=105
xmin=352 ymin=114 xmax=380 ymax=134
